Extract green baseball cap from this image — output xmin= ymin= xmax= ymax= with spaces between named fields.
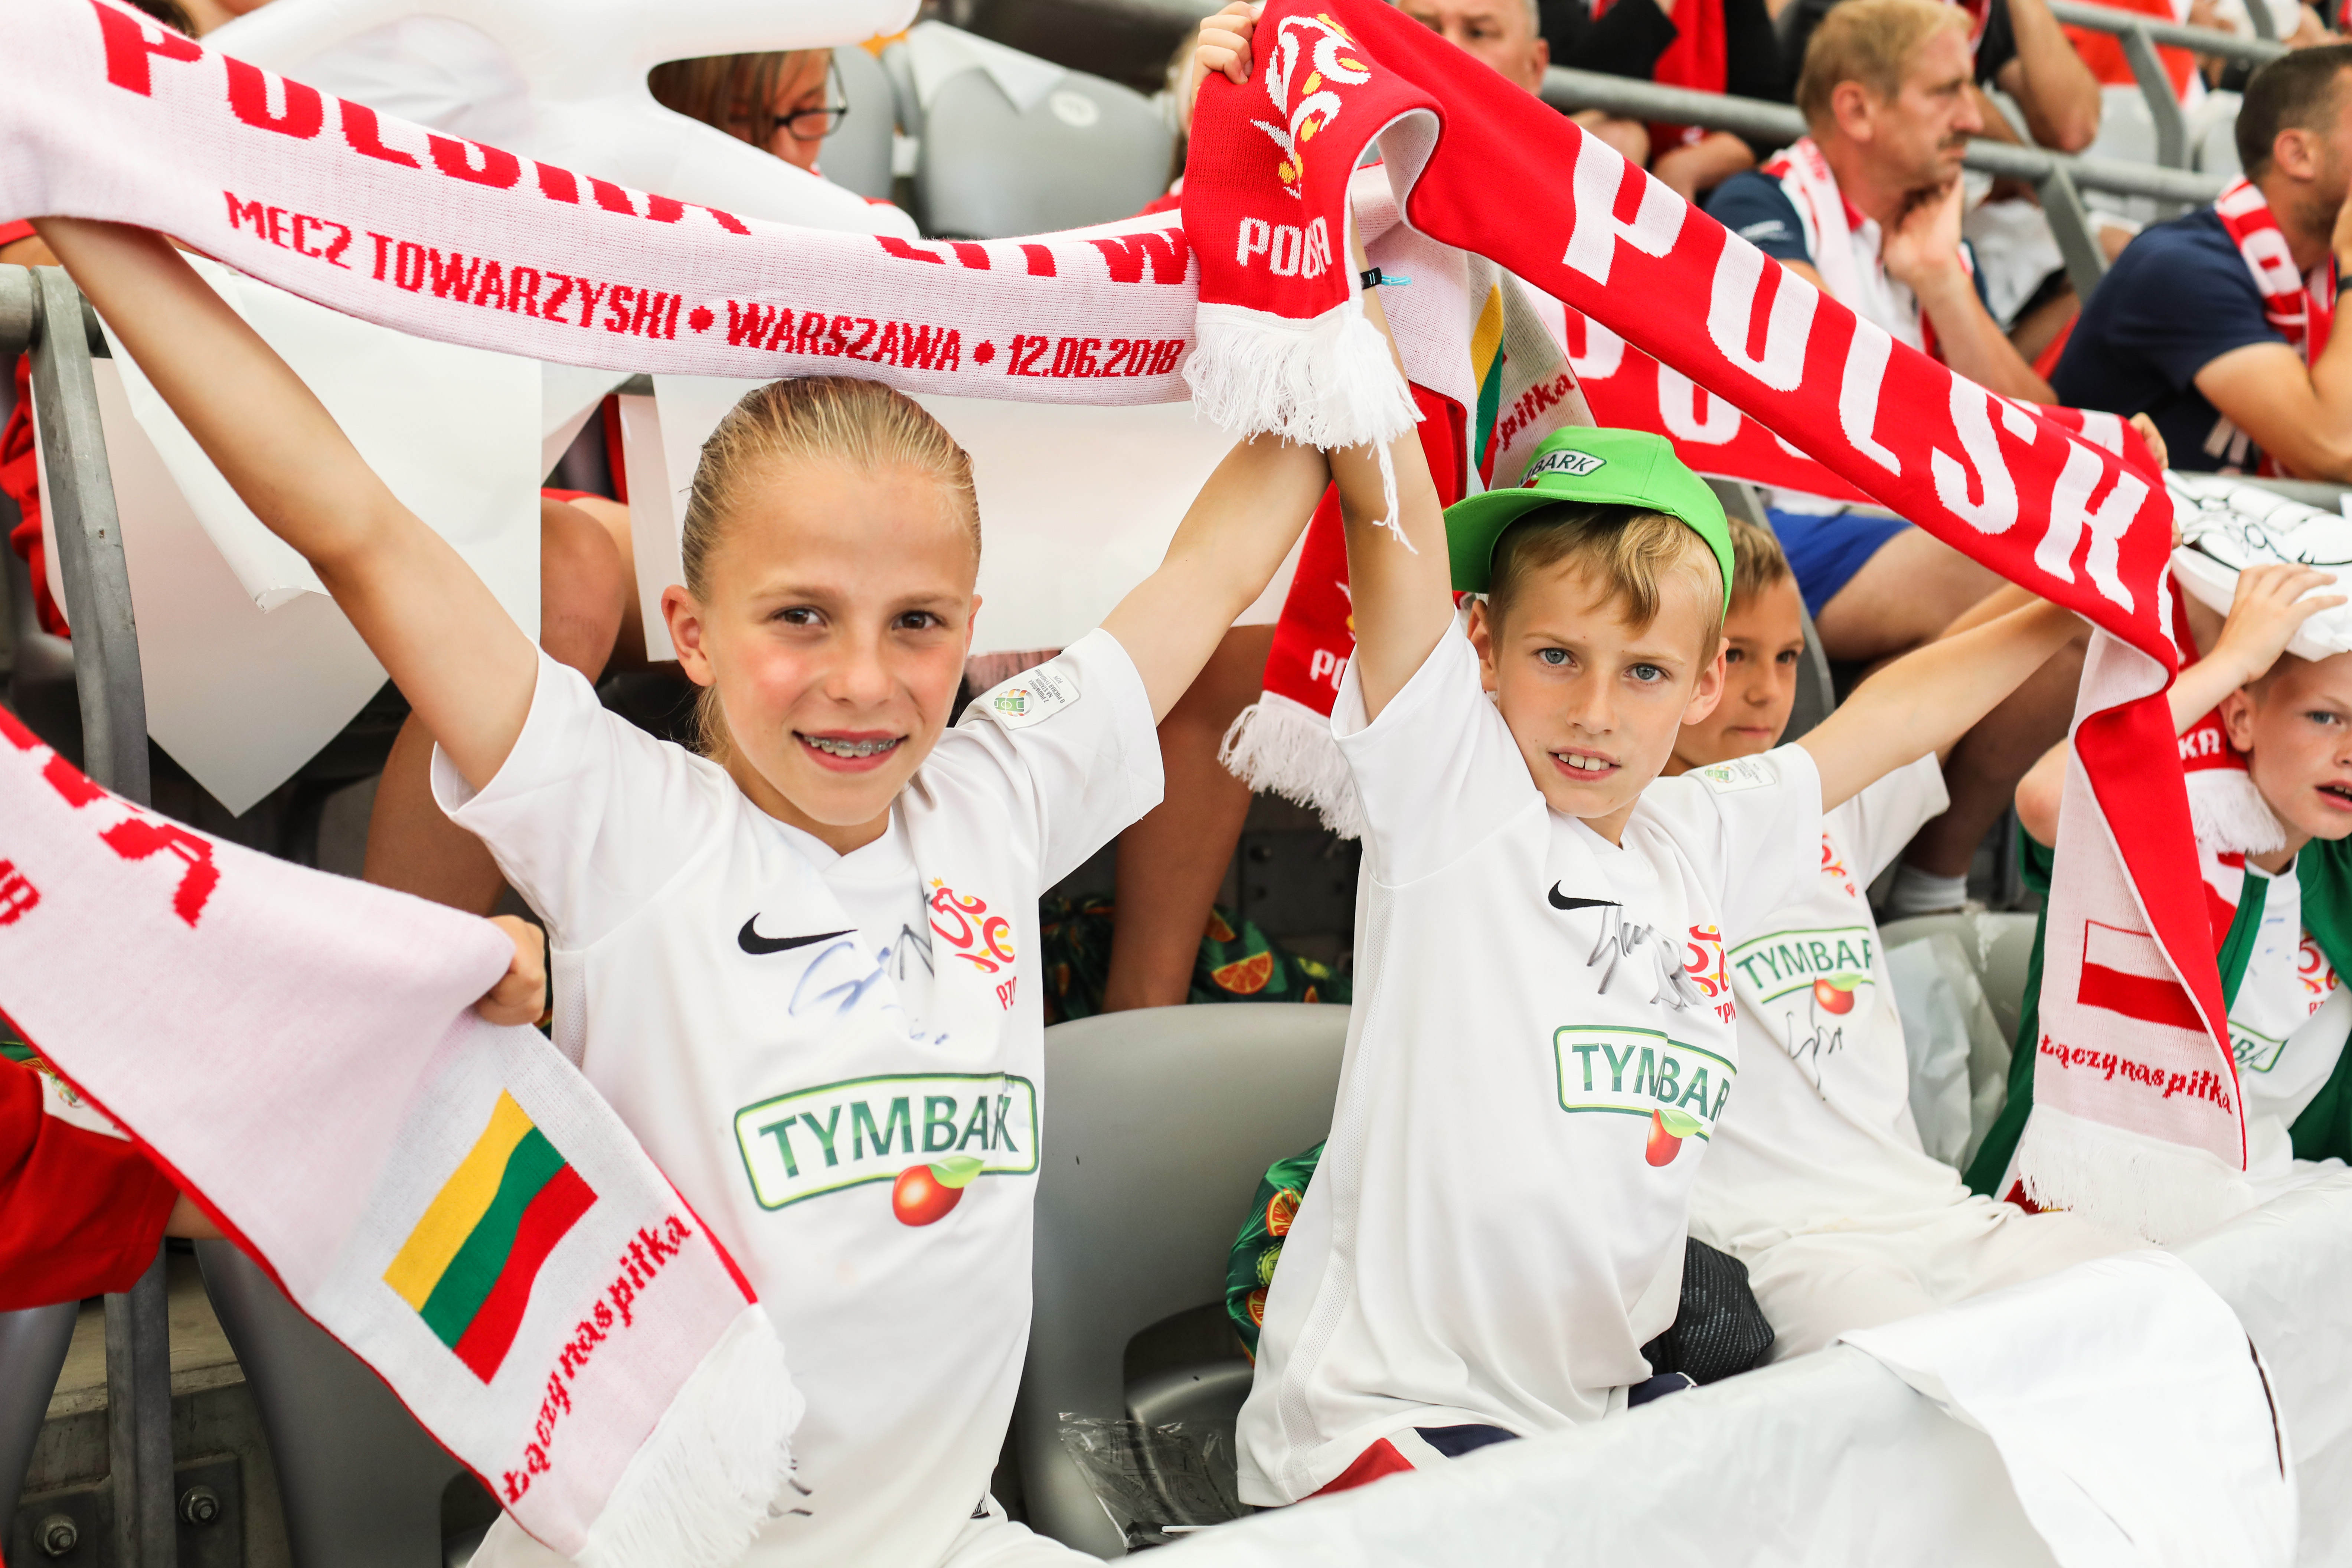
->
xmin=1444 ymin=428 xmax=1734 ymax=611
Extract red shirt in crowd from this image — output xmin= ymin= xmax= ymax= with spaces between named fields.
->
xmin=0 ymin=1051 xmax=177 ymax=1310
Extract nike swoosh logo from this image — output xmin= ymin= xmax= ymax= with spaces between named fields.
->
xmin=1548 ymin=885 xmax=1619 ymax=912
xmin=738 ymin=917 xmax=855 ymax=956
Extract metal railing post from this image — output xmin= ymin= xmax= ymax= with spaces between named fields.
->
xmin=27 ymin=265 xmax=147 ymax=800
xmin=2120 ymin=23 xmax=2189 ymax=168
xmin=21 ymin=261 xmax=176 ymax=1568
xmin=2038 ymin=166 xmax=2112 ymax=301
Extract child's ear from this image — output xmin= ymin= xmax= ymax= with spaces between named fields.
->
xmin=662 ymin=585 xmax=715 ymax=688
xmin=2219 ymin=686 xmax=2259 ymax=753
xmin=1681 ymin=638 xmax=1728 ymax=726
xmin=1466 ymin=598 xmax=1501 ymax=693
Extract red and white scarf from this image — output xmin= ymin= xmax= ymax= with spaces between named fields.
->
xmin=1762 ymin=136 xmax=1952 ymax=359
xmin=2212 ymin=176 xmax=2336 ymax=477
xmin=0 ymin=708 xmax=793 ymax=1568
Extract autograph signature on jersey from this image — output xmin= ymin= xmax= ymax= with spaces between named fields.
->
xmin=1782 ymin=1007 xmax=1846 ymax=1092
xmin=1552 ymin=888 xmax=1712 ymax=1012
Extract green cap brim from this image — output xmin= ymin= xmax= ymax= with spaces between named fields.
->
xmin=1446 ymin=428 xmax=1734 ymax=612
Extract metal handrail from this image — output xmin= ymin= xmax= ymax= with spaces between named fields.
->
xmin=0 ymin=260 xmax=178 ymax=1567
xmin=2048 ymin=0 xmax=2285 ymax=64
xmin=1539 ymin=66 xmax=2227 ymax=297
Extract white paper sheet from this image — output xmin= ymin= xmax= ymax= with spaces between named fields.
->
xmin=1843 ymin=1251 xmax=2294 ymax=1568
xmin=1147 ymin=1173 xmax=2352 ymax=1567
xmin=101 ymin=260 xmax=539 ymax=621
xmin=89 ymin=267 xmax=539 ymax=813
xmin=93 ymin=361 xmax=391 ymax=817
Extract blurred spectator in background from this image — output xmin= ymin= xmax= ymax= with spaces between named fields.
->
xmin=1532 ymin=0 xmax=1792 ymax=195
xmin=1708 ymin=0 xmax=2082 ymax=916
xmin=648 ymin=49 xmax=846 ymax=176
xmin=2056 ymin=43 xmax=2352 ymax=477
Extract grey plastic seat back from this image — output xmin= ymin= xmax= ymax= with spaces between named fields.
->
xmin=914 ymin=63 xmax=1173 ymax=239
xmin=1879 ymin=911 xmax=2043 ymax=1044
xmin=2191 ymin=91 xmax=2244 ymax=178
xmin=822 ymin=43 xmax=898 ymax=202
xmin=197 ymin=1241 xmax=466 ymax=1568
xmin=0 ymin=1303 xmax=77 ymax=1527
xmin=1015 ymin=1003 xmax=1349 ymax=1556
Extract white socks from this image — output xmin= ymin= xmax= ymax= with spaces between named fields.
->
xmin=1884 ymin=865 xmax=1969 ymax=918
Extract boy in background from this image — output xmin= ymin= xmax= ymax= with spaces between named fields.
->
xmin=1668 ymin=522 xmax=2126 ymax=1360
xmin=1974 ymin=564 xmax=2352 ymax=1196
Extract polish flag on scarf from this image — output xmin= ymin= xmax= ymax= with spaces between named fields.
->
xmin=0 ymin=707 xmax=797 ymax=1568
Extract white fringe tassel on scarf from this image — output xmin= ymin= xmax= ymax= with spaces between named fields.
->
xmin=2185 ymin=768 xmax=2289 ymax=858
xmin=578 ymin=1307 xmax=802 ymax=1568
xmin=2014 ymin=1103 xmax=2255 ymax=1247
xmin=1221 ymin=692 xmax=1367 ymax=841
xmin=1187 ymin=299 xmax=1419 ymax=547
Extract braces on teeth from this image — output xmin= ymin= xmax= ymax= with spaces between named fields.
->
xmin=805 ymin=735 xmax=901 ymax=758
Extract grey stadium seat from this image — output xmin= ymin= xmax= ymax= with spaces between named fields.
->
xmin=0 ymin=1303 xmax=78 ymax=1529
xmin=821 ymin=43 xmax=898 ymax=203
xmin=1013 ymin=1003 xmax=1349 ymax=1556
xmin=914 ymin=63 xmax=1174 ymax=239
xmin=196 ymin=1242 xmax=474 ymax=1568
xmin=2191 ymin=91 xmax=2245 ymax=179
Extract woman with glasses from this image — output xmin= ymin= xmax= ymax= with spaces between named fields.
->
xmin=649 ymin=50 xmax=850 ymax=173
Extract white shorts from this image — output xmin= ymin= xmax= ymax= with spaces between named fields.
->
xmin=1737 ymin=1196 xmax=2134 ymax=1361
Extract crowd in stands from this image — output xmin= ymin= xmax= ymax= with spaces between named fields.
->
xmin=7 ymin=0 xmax=2352 ymax=1561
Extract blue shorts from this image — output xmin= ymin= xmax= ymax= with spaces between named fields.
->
xmin=1768 ymin=508 xmax=1912 ymax=620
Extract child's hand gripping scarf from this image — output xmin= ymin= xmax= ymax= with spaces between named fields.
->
xmin=0 ymin=708 xmax=794 ymax=1568
xmin=1182 ymin=0 xmax=2227 ymax=1239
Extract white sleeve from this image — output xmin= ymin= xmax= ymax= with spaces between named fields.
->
xmin=430 ymin=653 xmax=728 ymax=949
xmin=1829 ymin=754 xmax=1950 ymax=884
xmin=942 ymin=629 xmax=1164 ymax=890
xmin=1641 ymin=744 xmax=1826 ymax=937
xmin=1333 ymin=621 xmax=1541 ymax=885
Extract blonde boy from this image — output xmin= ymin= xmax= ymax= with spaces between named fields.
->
xmin=1669 ymin=523 xmax=2127 ymax=1360
xmin=1980 ymin=564 xmax=2352 ymax=1196
xmin=1230 ymin=352 xmax=2084 ymax=1496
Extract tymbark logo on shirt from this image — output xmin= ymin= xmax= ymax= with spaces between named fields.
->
xmin=1728 ymin=924 xmax=1876 ymax=1012
xmin=1553 ymin=1025 xmax=1734 ymax=1153
xmin=734 ymin=1072 xmax=1038 ymax=1215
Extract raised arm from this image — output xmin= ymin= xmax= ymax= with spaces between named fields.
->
xmin=1326 ymin=275 xmax=1452 ymax=721
xmin=36 ymin=218 xmax=536 ymax=790
xmin=2014 ymin=563 xmax=2345 ymax=843
xmin=1098 ymin=434 xmax=1330 ymax=722
xmin=1990 ymin=0 xmax=2101 ymax=154
xmin=1800 ymin=595 xmax=2078 ymax=811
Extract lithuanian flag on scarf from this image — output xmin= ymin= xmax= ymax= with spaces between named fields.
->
xmin=384 ymin=1090 xmax=597 ymax=1381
